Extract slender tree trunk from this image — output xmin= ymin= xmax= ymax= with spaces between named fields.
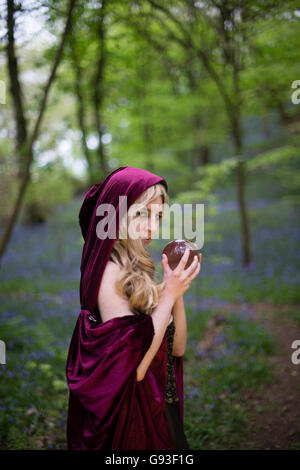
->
xmin=6 ymin=0 xmax=28 ymax=181
xmin=199 ymin=49 xmax=252 ymax=267
xmin=262 ymin=108 xmax=271 ymax=137
xmin=93 ymin=0 xmax=108 ymax=178
xmin=193 ymin=114 xmax=211 ymax=169
xmin=277 ymin=101 xmax=291 ymax=124
xmin=0 ymin=0 xmax=77 ymax=266
xmin=70 ymin=39 xmax=94 ymax=185
xmin=233 ymin=124 xmax=252 ymax=267
xmin=232 ymin=67 xmax=252 ymax=267
xmin=198 ymin=27 xmax=252 ymax=267
xmin=127 ymin=0 xmax=253 ymax=266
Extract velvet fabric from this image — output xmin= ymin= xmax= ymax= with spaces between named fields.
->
xmin=65 ymin=166 xmax=185 ymax=450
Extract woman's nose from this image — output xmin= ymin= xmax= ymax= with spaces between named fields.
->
xmin=147 ymin=215 xmax=159 ymax=234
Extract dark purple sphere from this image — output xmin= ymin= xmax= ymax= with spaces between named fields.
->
xmin=162 ymin=239 xmax=201 ymax=270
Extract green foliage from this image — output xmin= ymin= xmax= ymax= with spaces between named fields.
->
xmin=247 ymin=145 xmax=299 ymax=171
xmin=176 ymin=158 xmax=237 ymax=204
xmin=246 ymin=142 xmax=300 ymax=204
xmin=21 ymin=162 xmax=79 ymax=224
xmin=0 ymin=0 xmax=300 ymax=451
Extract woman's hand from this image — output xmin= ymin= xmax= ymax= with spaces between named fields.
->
xmin=161 ymin=248 xmax=201 ymax=302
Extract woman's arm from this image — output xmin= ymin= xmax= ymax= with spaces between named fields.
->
xmin=171 ymin=295 xmax=187 ymax=357
xmin=96 ymin=260 xmax=174 ymax=382
xmin=136 ymin=290 xmax=174 ymax=381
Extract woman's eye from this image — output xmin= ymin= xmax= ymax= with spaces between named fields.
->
xmin=136 ymin=211 xmax=147 ymax=218
xmin=136 ymin=211 xmax=162 ymax=220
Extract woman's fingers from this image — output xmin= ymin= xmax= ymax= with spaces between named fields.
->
xmin=174 ymin=248 xmax=190 ymax=274
xmin=162 ymin=253 xmax=171 ymax=274
xmin=182 ymin=255 xmax=199 ymax=278
xmin=188 ymin=260 xmax=201 ymax=281
xmin=182 ymin=259 xmax=201 ymax=284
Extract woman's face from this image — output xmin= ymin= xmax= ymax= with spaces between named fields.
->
xmin=130 ymin=196 xmax=164 ymax=246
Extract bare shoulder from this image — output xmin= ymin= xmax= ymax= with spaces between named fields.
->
xmin=99 ymin=260 xmax=122 ymax=294
xmin=98 ymin=260 xmax=134 ymax=322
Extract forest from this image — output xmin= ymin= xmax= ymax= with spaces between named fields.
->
xmin=0 ymin=0 xmax=300 ymax=450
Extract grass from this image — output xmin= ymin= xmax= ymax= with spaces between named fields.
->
xmin=0 ymin=169 xmax=299 ymax=449
xmin=183 ymin=306 xmax=277 ymax=449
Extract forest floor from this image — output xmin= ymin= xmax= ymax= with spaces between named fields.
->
xmin=1 ymin=192 xmax=299 ymax=450
xmin=209 ymin=301 xmax=300 ymax=450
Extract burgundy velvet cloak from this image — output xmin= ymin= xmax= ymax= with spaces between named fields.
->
xmin=65 ymin=166 xmax=184 ymax=450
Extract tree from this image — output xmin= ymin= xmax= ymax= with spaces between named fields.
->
xmin=0 ymin=0 xmax=77 ymax=265
xmin=126 ymin=0 xmax=292 ymax=267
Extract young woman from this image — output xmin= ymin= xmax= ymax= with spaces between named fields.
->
xmin=66 ymin=166 xmax=201 ymax=450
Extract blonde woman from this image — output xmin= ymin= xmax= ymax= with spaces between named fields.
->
xmin=66 ymin=166 xmax=201 ymax=450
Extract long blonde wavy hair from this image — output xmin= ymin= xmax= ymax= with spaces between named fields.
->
xmin=109 ymin=183 xmax=169 ymax=316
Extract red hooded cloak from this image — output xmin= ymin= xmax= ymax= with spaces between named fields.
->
xmin=65 ymin=166 xmax=184 ymax=450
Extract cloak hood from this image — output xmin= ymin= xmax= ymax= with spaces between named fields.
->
xmin=78 ymin=166 xmax=168 ymax=315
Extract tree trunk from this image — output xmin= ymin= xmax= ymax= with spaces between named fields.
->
xmin=193 ymin=114 xmax=211 ymax=169
xmin=0 ymin=0 xmax=77 ymax=266
xmin=277 ymin=101 xmax=291 ymax=124
xmin=93 ymin=0 xmax=108 ymax=179
xmin=6 ymin=0 xmax=28 ymax=181
xmin=262 ymin=108 xmax=272 ymax=137
xmin=232 ymin=112 xmax=252 ymax=268
xmin=70 ymin=38 xmax=94 ymax=185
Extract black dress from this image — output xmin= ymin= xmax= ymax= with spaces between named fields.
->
xmin=164 ymin=316 xmax=190 ymax=450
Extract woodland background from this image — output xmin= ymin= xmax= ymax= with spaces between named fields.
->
xmin=0 ymin=0 xmax=300 ymax=450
